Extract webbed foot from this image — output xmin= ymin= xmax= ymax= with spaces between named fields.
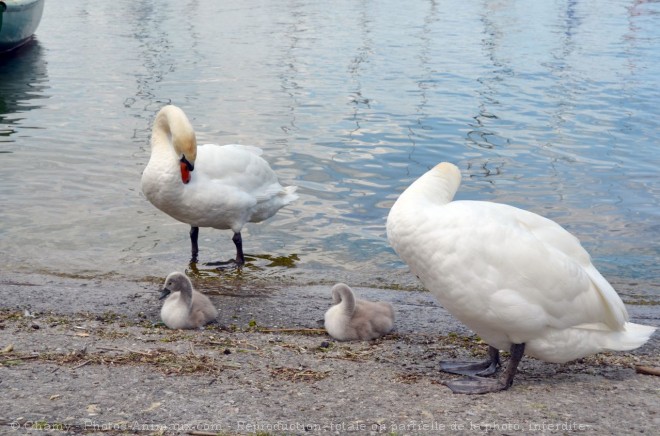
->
xmin=439 ymin=345 xmax=500 ymax=376
xmin=441 ymin=343 xmax=525 ymax=395
xmin=205 ymin=259 xmax=241 ymax=269
xmin=443 ymin=376 xmax=509 ymax=394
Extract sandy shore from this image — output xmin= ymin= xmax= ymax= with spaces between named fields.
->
xmin=0 ymin=272 xmax=658 ymax=435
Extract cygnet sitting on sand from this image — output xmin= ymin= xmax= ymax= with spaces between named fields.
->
xmin=159 ymin=272 xmax=218 ymax=329
xmin=324 ymin=283 xmax=395 ymax=341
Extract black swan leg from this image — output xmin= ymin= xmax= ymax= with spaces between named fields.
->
xmin=204 ymin=231 xmax=245 ymax=268
xmin=190 ymin=226 xmax=199 ymax=263
xmin=232 ymin=232 xmax=245 ymax=266
xmin=443 ymin=343 xmax=525 ymax=395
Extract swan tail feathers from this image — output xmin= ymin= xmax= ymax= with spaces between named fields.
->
xmin=255 ymin=184 xmax=297 ymax=202
xmin=607 ymin=322 xmax=656 ymax=351
xmin=279 ymin=185 xmax=299 ymax=205
xmin=530 ymin=323 xmax=655 ymax=363
xmin=580 ymin=322 xmax=656 ymax=352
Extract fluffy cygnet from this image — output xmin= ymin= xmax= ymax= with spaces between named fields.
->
xmin=324 ymin=283 xmax=395 ymax=341
xmin=159 ymin=272 xmax=218 ymax=329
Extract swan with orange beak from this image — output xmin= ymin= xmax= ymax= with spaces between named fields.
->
xmin=141 ymin=105 xmax=298 ymax=266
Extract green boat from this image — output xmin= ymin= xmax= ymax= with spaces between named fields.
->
xmin=0 ymin=0 xmax=44 ymax=54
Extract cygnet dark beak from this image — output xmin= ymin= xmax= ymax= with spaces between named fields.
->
xmin=159 ymin=287 xmax=172 ymax=300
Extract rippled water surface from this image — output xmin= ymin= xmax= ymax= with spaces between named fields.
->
xmin=1 ymin=0 xmax=659 ymax=294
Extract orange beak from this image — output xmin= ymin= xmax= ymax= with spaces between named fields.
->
xmin=180 ymin=161 xmax=191 ymax=184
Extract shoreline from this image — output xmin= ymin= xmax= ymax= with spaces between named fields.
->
xmin=0 ymin=272 xmax=658 ymax=435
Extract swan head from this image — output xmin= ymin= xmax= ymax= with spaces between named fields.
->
xmin=159 ymin=271 xmax=193 ymax=300
xmin=170 ymin=117 xmax=196 ymax=184
xmin=173 ymin=131 xmax=196 ymax=170
xmin=153 ymin=105 xmax=198 ymax=183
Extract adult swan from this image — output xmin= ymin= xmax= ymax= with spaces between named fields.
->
xmin=141 ymin=105 xmax=298 ymax=265
xmin=386 ymin=162 xmax=655 ymax=394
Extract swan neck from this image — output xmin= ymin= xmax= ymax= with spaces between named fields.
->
xmin=151 ymin=114 xmax=172 ymax=151
xmin=150 ymin=105 xmax=197 ymax=162
xmin=178 ymin=283 xmax=194 ymax=309
xmin=399 ymin=163 xmax=461 ymax=207
xmin=183 ymin=292 xmax=194 ymax=310
xmin=332 ymin=284 xmax=356 ymax=315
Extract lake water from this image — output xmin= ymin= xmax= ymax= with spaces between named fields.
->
xmin=1 ymin=0 xmax=659 ymax=299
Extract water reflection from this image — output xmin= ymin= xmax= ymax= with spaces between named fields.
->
xmin=0 ymin=39 xmax=49 ymax=145
xmin=0 ymin=0 xmax=657 ymax=293
xmin=464 ymin=1 xmax=515 ymax=181
xmin=185 ymin=253 xmax=301 ymax=295
xmin=409 ymin=0 xmax=438 ymax=143
xmin=124 ymin=0 xmax=176 ymax=135
xmin=277 ymin=0 xmax=305 ymax=136
xmin=123 ymin=0 xmax=204 ymax=141
xmin=346 ymin=0 xmax=373 ymax=140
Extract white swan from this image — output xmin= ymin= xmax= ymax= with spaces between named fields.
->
xmin=159 ymin=271 xmax=218 ymax=329
xmin=324 ymin=283 xmax=395 ymax=341
xmin=387 ymin=162 xmax=656 ymax=394
xmin=141 ymin=105 xmax=298 ymax=265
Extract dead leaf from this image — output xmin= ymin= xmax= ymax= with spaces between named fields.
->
xmin=86 ymin=404 xmax=100 ymax=415
xmin=142 ymin=402 xmax=161 ymax=412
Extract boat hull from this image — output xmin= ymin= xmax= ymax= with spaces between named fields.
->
xmin=0 ymin=0 xmax=45 ymax=53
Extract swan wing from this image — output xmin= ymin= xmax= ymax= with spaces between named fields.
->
xmin=412 ymin=201 xmax=628 ymax=337
xmin=176 ymin=143 xmax=294 ymax=229
xmin=193 ymin=144 xmax=283 ymax=196
xmin=218 ymin=143 xmax=264 ymax=156
xmin=508 ymin=203 xmax=629 ymax=328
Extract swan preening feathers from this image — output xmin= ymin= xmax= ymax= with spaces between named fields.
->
xmin=142 ymin=105 xmax=654 ymax=393
xmin=159 ymin=271 xmax=218 ymax=329
xmin=324 ymin=283 xmax=395 ymax=341
xmin=386 ymin=162 xmax=655 ymax=394
xmin=141 ymin=105 xmax=298 ymax=265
